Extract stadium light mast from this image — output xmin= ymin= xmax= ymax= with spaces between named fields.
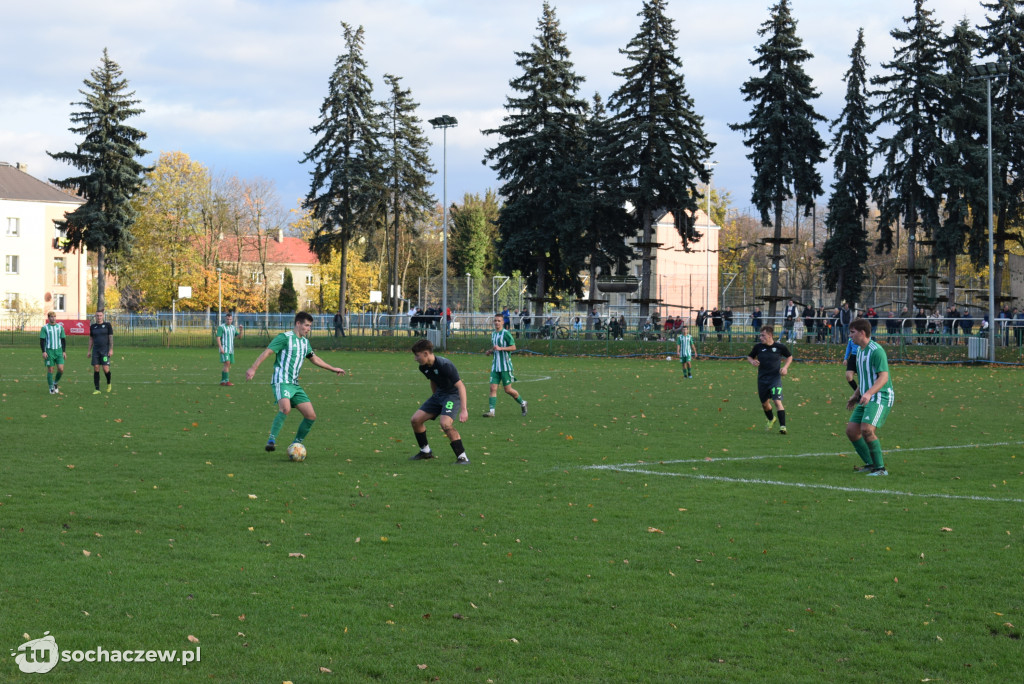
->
xmin=703 ymin=161 xmax=718 ymax=311
xmin=429 ymin=115 xmax=458 ymax=349
xmin=968 ymin=61 xmax=1007 ymax=364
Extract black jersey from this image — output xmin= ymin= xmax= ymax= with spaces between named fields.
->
xmin=748 ymin=342 xmax=791 ymax=379
xmin=419 ymin=355 xmax=462 ymax=396
xmin=89 ymin=322 xmax=114 ymax=354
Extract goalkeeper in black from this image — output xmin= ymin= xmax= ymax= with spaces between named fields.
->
xmin=746 ymin=325 xmax=793 ymax=434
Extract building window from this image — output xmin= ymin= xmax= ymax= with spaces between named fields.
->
xmin=53 ymin=224 xmax=70 ymax=249
xmin=250 ymin=271 xmax=263 ymax=284
xmin=5 ymin=255 xmax=18 ymax=274
xmin=305 ymin=273 xmax=314 ymax=285
xmin=6 ymin=218 xmax=19 ymax=236
xmin=54 ymin=257 xmax=67 ymax=286
xmin=3 ymin=293 xmax=18 ymax=310
xmin=54 ymin=294 xmax=66 ymax=312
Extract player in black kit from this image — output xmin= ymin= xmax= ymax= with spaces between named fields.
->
xmin=409 ymin=338 xmax=470 ymax=465
xmin=88 ymin=310 xmax=115 ymax=394
xmin=746 ymin=325 xmax=793 ymax=434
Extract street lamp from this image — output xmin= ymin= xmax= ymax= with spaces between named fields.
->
xmin=968 ymin=61 xmax=1007 ymax=363
xmin=428 ymin=114 xmax=458 ymax=348
xmin=217 ymin=267 xmax=222 ymax=327
xmin=703 ymin=161 xmax=719 ymax=311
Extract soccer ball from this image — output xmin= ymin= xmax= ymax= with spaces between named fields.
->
xmin=287 ymin=443 xmax=307 ymax=462
xmin=666 ymin=356 xmax=673 ymax=361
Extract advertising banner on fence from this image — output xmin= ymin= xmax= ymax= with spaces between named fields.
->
xmin=61 ymin=319 xmax=90 ymax=335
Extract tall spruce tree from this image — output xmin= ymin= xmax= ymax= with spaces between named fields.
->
xmin=870 ymin=0 xmax=947 ymax=312
xmin=934 ymin=19 xmax=986 ymax=305
xmin=278 ymin=268 xmax=298 ymax=312
xmin=380 ymin=73 xmax=436 ymax=317
xmin=820 ymin=29 xmax=873 ymax=307
xmin=48 ymin=48 xmax=149 ymax=312
xmin=731 ymin=0 xmax=826 ymax=318
xmin=483 ymin=2 xmax=588 ymax=317
xmin=977 ymin=0 xmax=1024 ymax=300
xmin=302 ymin=23 xmax=383 ymax=324
xmin=572 ymin=94 xmax=634 ymax=325
xmin=606 ymin=0 xmax=714 ymax=319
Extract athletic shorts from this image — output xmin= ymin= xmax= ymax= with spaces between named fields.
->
xmin=419 ymin=393 xmax=461 ymax=420
xmin=845 ymin=354 xmax=857 ymax=373
xmin=849 ymin=401 xmax=891 ymax=428
xmin=489 ymin=370 xmax=515 ymax=386
xmin=679 ymin=355 xmax=691 ymax=364
xmin=44 ymin=349 xmax=64 ymax=367
xmin=91 ymin=350 xmax=111 ymax=366
xmin=273 ymin=383 xmax=310 ymax=407
xmin=758 ymin=379 xmax=784 ymax=403
xmin=220 ymin=352 xmax=235 ymax=364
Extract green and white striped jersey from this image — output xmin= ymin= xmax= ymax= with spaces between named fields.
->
xmin=268 ymin=331 xmax=313 ymax=385
xmin=677 ymin=333 xmax=694 ymax=357
xmin=490 ymin=329 xmax=516 ymax=372
xmin=40 ymin=322 xmax=65 ymax=350
xmin=217 ymin=324 xmax=237 ymax=353
xmin=856 ymin=340 xmax=894 ymax=406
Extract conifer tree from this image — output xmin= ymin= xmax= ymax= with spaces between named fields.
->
xmin=731 ymin=0 xmax=825 ymax=318
xmin=302 ymin=23 xmax=383 ymax=325
xmin=820 ymin=29 xmax=872 ymax=307
xmin=870 ymin=0 xmax=947 ymax=312
xmin=380 ymin=73 xmax=436 ymax=316
xmin=572 ymin=94 xmax=634 ymax=320
xmin=483 ymin=2 xmax=588 ymax=317
xmin=934 ymin=19 xmax=986 ymax=304
xmin=278 ymin=268 xmax=298 ymax=312
xmin=607 ymin=0 xmax=714 ymax=319
xmin=48 ymin=48 xmax=150 ymax=312
xmin=977 ymin=0 xmax=1024 ymax=297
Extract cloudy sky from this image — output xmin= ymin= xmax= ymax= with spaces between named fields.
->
xmin=1 ymin=0 xmax=992 ymax=222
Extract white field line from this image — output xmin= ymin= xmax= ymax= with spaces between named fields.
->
xmin=582 ymin=441 xmax=1024 ymax=504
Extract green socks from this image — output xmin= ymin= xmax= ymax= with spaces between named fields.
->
xmin=489 ymin=396 xmax=497 ymax=411
xmin=55 ymin=370 xmax=62 ymax=384
xmin=867 ymin=439 xmax=884 ymax=469
xmin=295 ymin=418 xmax=315 ymax=444
xmin=270 ymin=411 xmax=288 ymax=440
xmin=221 ymin=371 xmax=229 ymax=382
xmin=852 ymin=437 xmax=872 ymax=465
xmin=47 ymin=372 xmax=53 ymax=388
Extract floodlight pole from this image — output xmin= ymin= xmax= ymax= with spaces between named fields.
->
xmin=217 ymin=267 xmax=222 ymax=327
xmin=429 ymin=115 xmax=458 ymax=349
xmin=703 ymin=161 xmax=718 ymax=311
xmin=968 ymin=62 xmax=1006 ymax=363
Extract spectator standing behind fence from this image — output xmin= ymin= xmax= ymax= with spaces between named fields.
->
xmin=839 ymin=302 xmax=853 ymax=341
xmin=783 ymin=300 xmax=798 ymax=341
xmin=802 ymin=305 xmax=816 ymax=343
xmin=1012 ymin=308 xmax=1023 ymax=347
xmin=885 ymin=312 xmax=898 ymax=338
xmin=866 ymin=308 xmax=878 ymax=333
xmin=696 ymin=306 xmax=707 ymax=341
xmin=333 ymin=311 xmax=345 ymax=338
xmin=751 ymin=306 xmax=762 ymax=337
xmin=711 ymin=306 xmax=723 ymax=340
xmin=960 ymin=309 xmax=973 ymax=338
xmin=999 ymin=305 xmax=1012 ymax=345
xmin=723 ymin=307 xmax=734 ymax=340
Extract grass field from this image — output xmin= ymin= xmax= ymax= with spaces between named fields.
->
xmin=1 ymin=346 xmax=1022 ymax=683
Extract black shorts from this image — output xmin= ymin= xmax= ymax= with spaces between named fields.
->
xmin=846 ymin=354 xmax=857 ymax=373
xmin=758 ymin=378 xmax=783 ymax=403
xmin=91 ymin=350 xmax=111 ymax=366
xmin=418 ymin=393 xmax=460 ymax=420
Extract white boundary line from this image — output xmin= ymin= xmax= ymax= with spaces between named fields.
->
xmin=582 ymin=441 xmax=1024 ymax=503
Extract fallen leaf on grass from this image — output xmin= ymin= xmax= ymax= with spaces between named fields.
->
xmin=248 ymin=494 xmax=258 ymax=499
xmin=647 ymin=527 xmax=664 ymax=534
xmin=417 ymin=664 xmax=428 ymax=670
xmin=940 ymin=527 xmax=953 ymax=532
xmin=82 ymin=549 xmax=91 ymax=557
xmin=187 ymin=635 xmax=199 ymax=643
xmin=288 ymin=553 xmax=306 ymax=558
xmin=453 ymin=613 xmax=465 ymax=620
xmin=864 ymin=595 xmax=875 ymax=599
xmin=319 ymin=667 xmax=332 ymax=673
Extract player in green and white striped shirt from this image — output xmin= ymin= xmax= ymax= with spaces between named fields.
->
xmin=245 ymin=312 xmax=346 ymax=453
xmin=483 ymin=314 xmax=527 ymax=417
xmin=40 ymin=311 xmax=66 ymax=394
xmin=217 ymin=312 xmax=238 ymax=386
xmin=676 ymin=325 xmax=696 ymax=379
xmin=845 ymin=318 xmax=895 ymax=476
